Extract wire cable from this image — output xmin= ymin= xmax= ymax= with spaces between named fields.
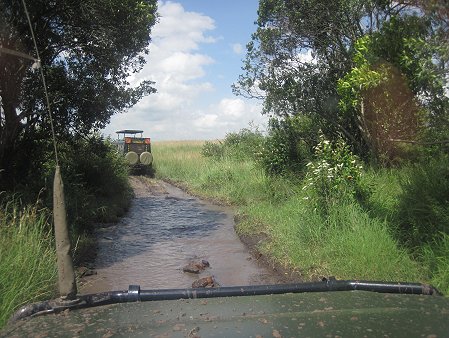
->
xmin=21 ymin=0 xmax=59 ymax=166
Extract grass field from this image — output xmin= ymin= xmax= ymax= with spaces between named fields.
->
xmin=0 ymin=202 xmax=58 ymax=328
xmin=152 ymin=141 xmax=431 ymax=287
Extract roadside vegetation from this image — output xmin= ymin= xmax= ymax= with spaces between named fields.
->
xmin=197 ymin=0 xmax=447 ymax=295
xmin=0 ymin=0 xmax=157 ymax=328
xmin=0 ymin=137 xmax=132 ymax=328
xmin=153 ymin=132 xmax=449 ymax=295
xmin=0 ymin=201 xmax=57 ymax=327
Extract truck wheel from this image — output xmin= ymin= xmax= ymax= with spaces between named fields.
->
xmin=140 ymin=152 xmax=153 ymax=165
xmin=125 ymin=151 xmax=138 ymax=165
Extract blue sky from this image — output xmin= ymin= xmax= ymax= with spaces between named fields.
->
xmin=103 ymin=0 xmax=267 ymax=140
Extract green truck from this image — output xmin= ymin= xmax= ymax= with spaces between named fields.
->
xmin=115 ymin=129 xmax=153 ymax=174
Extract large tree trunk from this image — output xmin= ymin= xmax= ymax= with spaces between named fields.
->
xmin=0 ymin=101 xmax=22 ymax=190
xmin=0 ymin=32 xmax=28 ymax=188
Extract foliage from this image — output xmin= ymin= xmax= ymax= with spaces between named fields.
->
xmin=337 ymin=36 xmax=389 ymax=114
xmin=154 ymin=140 xmax=427 ymax=288
xmin=233 ymin=0 xmax=408 ymax=150
xmin=58 ymin=136 xmax=132 ymax=231
xmin=0 ymin=200 xmax=57 ymax=328
xmin=235 ymin=0 xmax=449 ymax=158
xmin=259 ymin=115 xmax=319 ymax=175
xmin=337 ymin=16 xmax=449 ymax=161
xmin=201 ymin=141 xmax=224 ymax=160
xmin=395 ymin=155 xmax=449 ymax=249
xmin=222 ymin=127 xmax=265 ymax=161
xmin=201 ymin=127 xmax=265 ymax=162
xmin=422 ymin=233 xmax=449 ymax=295
xmin=233 ymin=0 xmax=369 ymax=115
xmin=12 ymin=135 xmax=132 ymax=233
xmin=0 ymin=0 xmax=158 ymax=189
xmin=303 ymin=134 xmax=364 ymax=209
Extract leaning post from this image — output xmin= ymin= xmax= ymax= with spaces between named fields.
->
xmin=53 ymin=165 xmax=78 ymax=299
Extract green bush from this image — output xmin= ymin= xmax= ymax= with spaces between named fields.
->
xmin=259 ymin=115 xmax=319 ymax=175
xmin=395 ymin=155 xmax=449 ymax=248
xmin=303 ymin=134 xmax=365 ymax=211
xmin=58 ymin=136 xmax=132 ymax=232
xmin=201 ymin=141 xmax=224 ymax=160
xmin=222 ymin=127 xmax=265 ymax=161
xmin=201 ymin=127 xmax=264 ymax=162
xmin=12 ymin=135 xmax=132 ymax=234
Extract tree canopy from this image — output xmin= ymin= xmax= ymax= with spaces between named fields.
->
xmin=234 ymin=0 xmax=448 ymax=160
xmin=0 ymin=0 xmax=158 ymax=186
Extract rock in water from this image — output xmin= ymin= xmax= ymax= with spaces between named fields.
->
xmin=192 ymin=276 xmax=219 ymax=288
xmin=182 ymin=259 xmax=210 ymax=274
xmin=183 ymin=264 xmax=201 ymax=274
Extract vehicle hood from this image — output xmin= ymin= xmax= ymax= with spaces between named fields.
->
xmin=2 ymin=290 xmax=448 ymax=337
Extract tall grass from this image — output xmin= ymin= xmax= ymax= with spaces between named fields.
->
xmin=0 ymin=201 xmax=57 ymax=328
xmin=0 ymin=137 xmax=133 ymax=329
xmin=152 ymin=141 xmax=427 ymax=285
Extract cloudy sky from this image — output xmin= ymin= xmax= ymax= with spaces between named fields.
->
xmin=102 ymin=0 xmax=267 ymax=141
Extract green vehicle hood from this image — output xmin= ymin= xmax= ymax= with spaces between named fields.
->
xmin=2 ymin=290 xmax=448 ymax=337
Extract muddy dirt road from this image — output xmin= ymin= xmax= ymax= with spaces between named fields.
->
xmin=80 ymin=177 xmax=287 ymax=293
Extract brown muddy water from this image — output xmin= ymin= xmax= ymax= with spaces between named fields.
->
xmin=80 ymin=177 xmax=280 ymax=293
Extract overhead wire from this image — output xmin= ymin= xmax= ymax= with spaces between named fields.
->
xmin=21 ymin=0 xmax=59 ymax=166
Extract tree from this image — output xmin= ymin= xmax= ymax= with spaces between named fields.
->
xmin=338 ymin=15 xmax=449 ymax=161
xmin=234 ymin=0 xmax=448 ymax=158
xmin=0 ymin=0 xmax=157 ymax=187
xmin=234 ymin=0 xmax=389 ymax=146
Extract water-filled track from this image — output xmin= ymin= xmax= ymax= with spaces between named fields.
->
xmin=80 ymin=177 xmax=279 ymax=293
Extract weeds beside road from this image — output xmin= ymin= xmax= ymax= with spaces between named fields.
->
xmin=0 ymin=202 xmax=57 ymax=327
xmin=0 ymin=137 xmax=132 ymax=329
xmin=152 ymin=138 xmax=449 ymax=295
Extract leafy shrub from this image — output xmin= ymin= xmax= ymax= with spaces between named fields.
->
xmin=202 ymin=127 xmax=264 ymax=161
xmin=303 ymin=134 xmax=364 ymax=208
xmin=201 ymin=141 xmax=224 ymax=160
xmin=222 ymin=127 xmax=265 ymax=161
xmin=259 ymin=115 xmax=319 ymax=176
xmin=16 ymin=135 xmax=132 ymax=234
xmin=59 ymin=136 xmax=132 ymax=231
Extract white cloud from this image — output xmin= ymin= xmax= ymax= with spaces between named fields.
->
xmin=153 ymin=2 xmax=216 ymax=52
xmin=159 ymin=52 xmax=214 ymax=81
xmin=103 ymin=1 xmax=267 ymax=140
xmin=216 ymin=98 xmax=246 ymax=118
xmin=194 ymin=114 xmax=219 ymax=129
xmin=191 ymin=98 xmax=267 ymax=138
xmin=231 ymin=43 xmax=243 ymax=54
xmin=113 ymin=1 xmax=217 ymax=123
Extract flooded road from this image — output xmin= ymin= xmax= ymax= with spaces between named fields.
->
xmin=80 ymin=177 xmax=280 ymax=293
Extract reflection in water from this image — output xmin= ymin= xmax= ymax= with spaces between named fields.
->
xmin=81 ymin=182 xmax=275 ymax=293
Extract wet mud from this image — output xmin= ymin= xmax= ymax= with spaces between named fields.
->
xmin=80 ymin=177 xmax=291 ymax=293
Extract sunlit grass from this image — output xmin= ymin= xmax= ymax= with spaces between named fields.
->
xmin=152 ymin=140 xmax=427 ymax=285
xmin=0 ymin=201 xmax=58 ymax=328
